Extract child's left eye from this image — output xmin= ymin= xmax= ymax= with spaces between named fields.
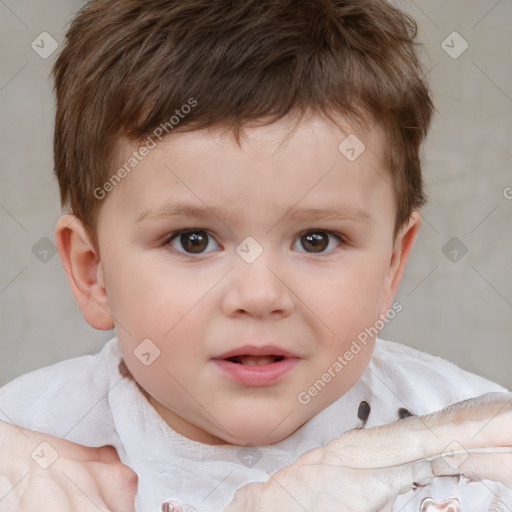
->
xmin=165 ymin=229 xmax=345 ymax=256
xmin=292 ymin=230 xmax=345 ymax=254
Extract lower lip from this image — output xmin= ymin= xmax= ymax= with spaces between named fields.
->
xmin=212 ymin=358 xmax=299 ymax=386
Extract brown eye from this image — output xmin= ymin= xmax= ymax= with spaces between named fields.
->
xmin=296 ymin=230 xmax=343 ymax=254
xmin=181 ymin=231 xmax=207 ymax=253
xmin=301 ymin=232 xmax=328 ymax=252
xmin=168 ymin=230 xmax=219 ymax=254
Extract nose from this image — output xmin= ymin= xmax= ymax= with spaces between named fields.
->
xmin=221 ymin=244 xmax=295 ymax=319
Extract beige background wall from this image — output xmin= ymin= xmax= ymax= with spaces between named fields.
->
xmin=1 ymin=1 xmax=511 ymax=388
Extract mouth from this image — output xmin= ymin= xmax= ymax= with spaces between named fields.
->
xmin=212 ymin=345 xmax=300 ymax=386
xmin=213 ymin=344 xmax=299 ymax=364
xmin=224 ymin=355 xmax=286 ymax=366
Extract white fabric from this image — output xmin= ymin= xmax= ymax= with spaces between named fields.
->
xmin=0 ymin=337 xmax=510 ymax=512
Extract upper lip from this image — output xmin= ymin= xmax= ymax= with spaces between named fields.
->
xmin=213 ymin=345 xmax=300 ymax=360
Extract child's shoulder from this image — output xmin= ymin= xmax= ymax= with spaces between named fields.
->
xmin=374 ymin=336 xmax=496 ymax=379
xmin=370 ymin=337 xmax=508 ymax=417
xmin=0 ymin=338 xmax=121 ymax=445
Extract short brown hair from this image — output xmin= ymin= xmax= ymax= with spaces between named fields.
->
xmin=52 ymin=0 xmax=434 ymax=249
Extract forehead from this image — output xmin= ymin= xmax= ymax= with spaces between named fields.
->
xmin=100 ymin=114 xmax=393 ymax=227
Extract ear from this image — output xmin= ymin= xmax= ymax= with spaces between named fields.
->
xmin=379 ymin=211 xmax=421 ymax=315
xmin=54 ymin=214 xmax=115 ymax=330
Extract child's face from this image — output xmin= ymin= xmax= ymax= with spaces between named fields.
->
xmin=69 ymin=114 xmax=419 ymax=445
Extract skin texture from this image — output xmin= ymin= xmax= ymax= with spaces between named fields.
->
xmin=54 ymin=113 xmax=421 ymax=446
xmin=224 ymin=391 xmax=512 ymax=512
xmin=1 ymin=392 xmax=510 ymax=511
xmin=0 ymin=420 xmax=137 ymax=512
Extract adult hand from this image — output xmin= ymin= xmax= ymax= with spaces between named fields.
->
xmin=225 ymin=392 xmax=512 ymax=511
xmin=0 ymin=420 xmax=137 ymax=512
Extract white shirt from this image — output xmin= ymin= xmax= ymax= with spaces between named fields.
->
xmin=0 ymin=337 xmax=510 ymax=512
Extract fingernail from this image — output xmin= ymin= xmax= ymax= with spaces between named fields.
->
xmin=161 ymin=500 xmax=181 ymax=512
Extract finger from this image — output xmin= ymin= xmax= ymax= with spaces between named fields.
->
xmin=60 ymin=444 xmax=121 ymax=464
xmin=312 ymin=460 xmax=437 ymax=511
xmin=227 ymin=461 xmax=434 ymax=512
xmin=25 ymin=436 xmax=117 ymax=465
xmin=431 ymin=451 xmax=512 ymax=488
xmin=57 ymin=458 xmax=125 ymax=512
xmin=365 ymin=460 xmax=436 ymax=501
xmin=3 ymin=425 xmax=117 ymax=467
xmin=47 ymin=457 xmax=135 ymax=512
xmin=19 ymin=470 xmax=104 ymax=512
xmin=87 ymin=461 xmax=138 ymax=512
xmin=161 ymin=500 xmax=183 ymax=512
xmin=63 ymin=443 xmax=121 ymax=464
xmin=327 ymin=392 xmax=512 ymax=468
xmin=0 ymin=475 xmax=22 ymax=512
xmin=93 ymin=445 xmax=123 ymax=464
xmin=425 ymin=392 xmax=512 ymax=448
xmin=9 ymin=425 xmax=98 ymax=465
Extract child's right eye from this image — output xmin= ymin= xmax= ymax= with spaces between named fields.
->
xmin=166 ymin=229 xmax=220 ymax=256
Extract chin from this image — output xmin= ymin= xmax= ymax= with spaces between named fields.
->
xmin=225 ymin=429 xmax=289 ymax=447
xmin=220 ymin=412 xmax=307 ymax=447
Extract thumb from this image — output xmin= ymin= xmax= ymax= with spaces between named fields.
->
xmin=430 ymin=449 xmax=512 ymax=488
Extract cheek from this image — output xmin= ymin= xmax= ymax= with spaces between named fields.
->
xmin=119 ymin=329 xmax=199 ymax=401
xmin=313 ymin=259 xmax=389 ymax=325
xmin=105 ymin=258 xmax=197 ymax=335
xmin=306 ymin=337 xmax=375 ymax=415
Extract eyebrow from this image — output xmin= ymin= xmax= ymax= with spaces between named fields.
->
xmin=135 ymin=201 xmax=371 ymax=224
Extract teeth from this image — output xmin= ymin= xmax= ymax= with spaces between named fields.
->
xmin=233 ymin=355 xmax=282 ymax=366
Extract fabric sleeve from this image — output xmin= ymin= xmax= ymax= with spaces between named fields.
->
xmin=0 ymin=340 xmax=119 ymax=447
